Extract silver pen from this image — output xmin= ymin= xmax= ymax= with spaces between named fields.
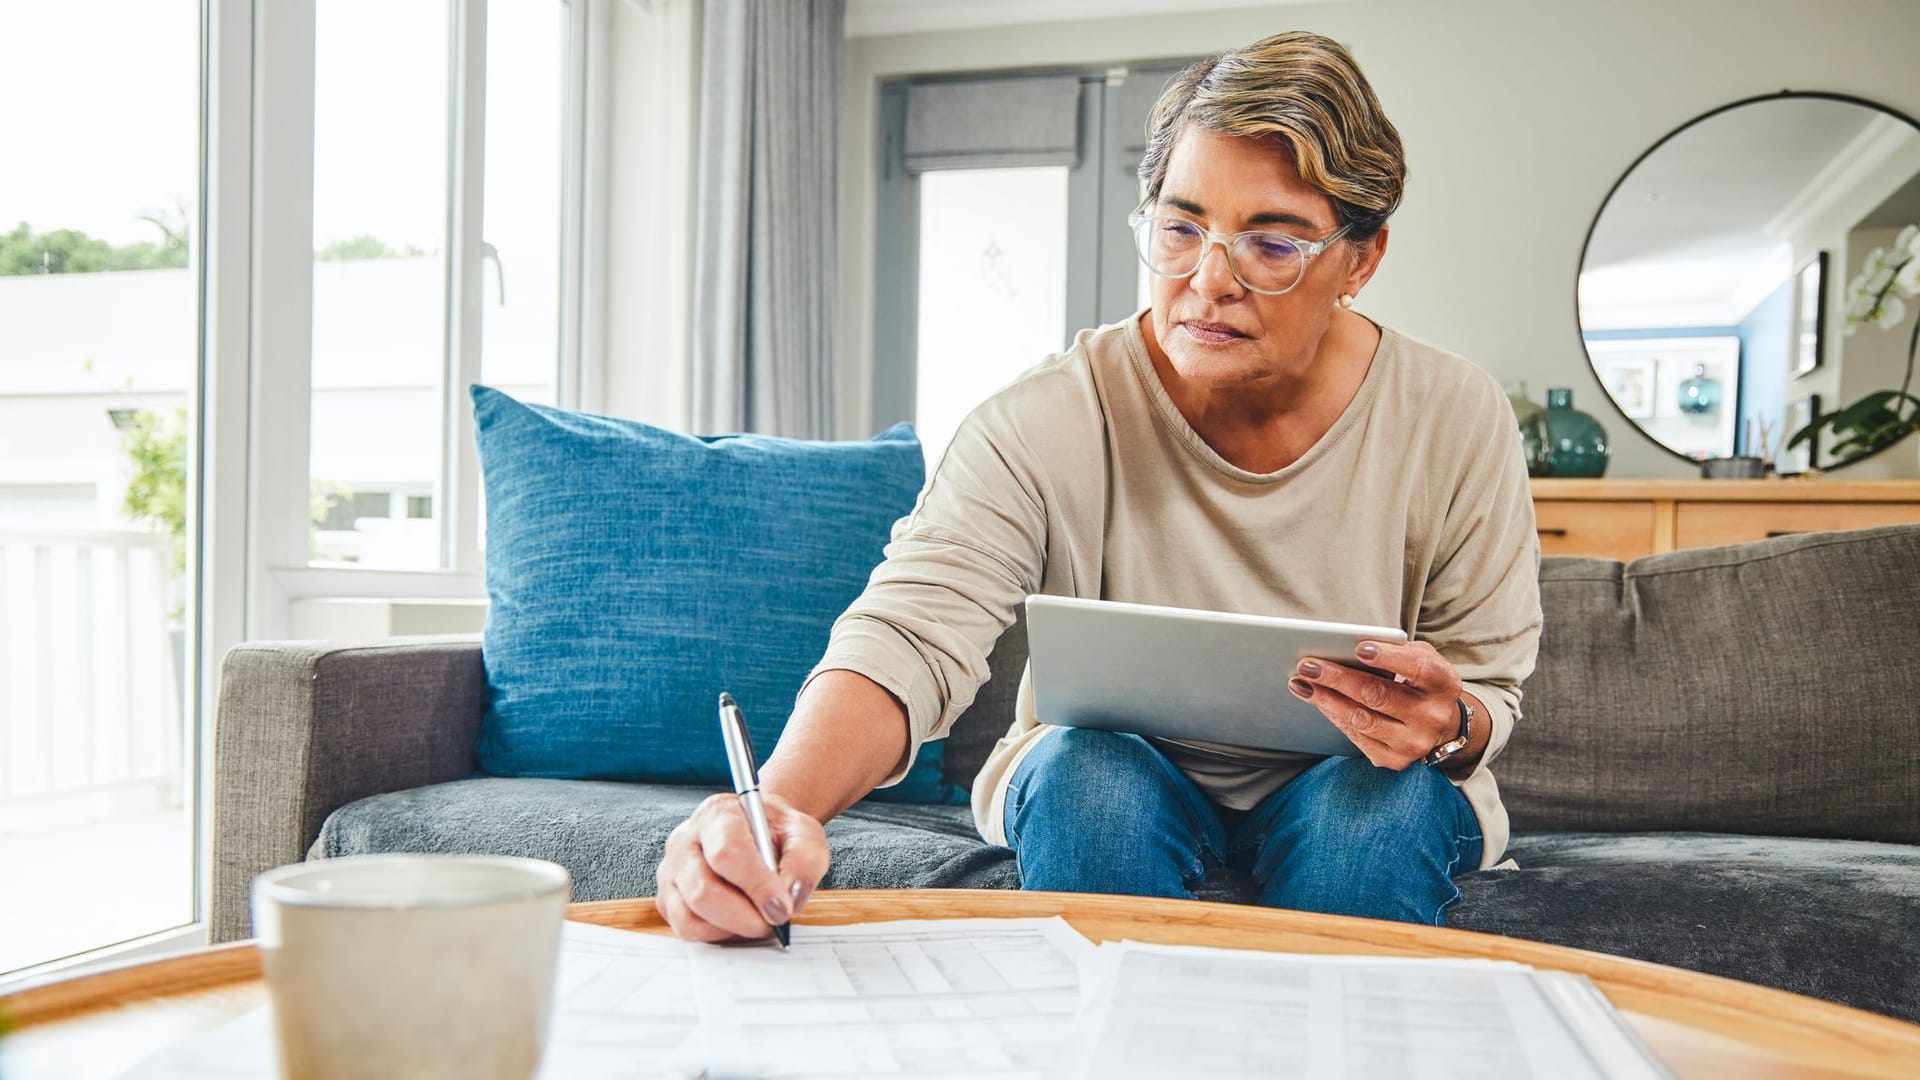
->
xmin=717 ymin=692 xmax=790 ymax=949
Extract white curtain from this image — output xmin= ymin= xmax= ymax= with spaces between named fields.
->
xmin=691 ymin=0 xmax=845 ymax=438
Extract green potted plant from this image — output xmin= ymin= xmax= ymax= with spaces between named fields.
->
xmin=1788 ymin=225 xmax=1920 ymax=461
xmin=120 ymin=408 xmax=189 ymax=580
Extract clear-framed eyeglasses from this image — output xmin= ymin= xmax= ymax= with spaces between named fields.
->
xmin=1128 ymin=211 xmax=1352 ymax=296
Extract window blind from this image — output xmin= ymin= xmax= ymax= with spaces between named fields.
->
xmin=903 ymin=75 xmax=1082 ymax=172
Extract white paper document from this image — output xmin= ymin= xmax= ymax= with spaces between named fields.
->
xmin=121 ymin=920 xmax=701 ymax=1080
xmin=1051 ymin=941 xmax=1671 ymax=1080
xmin=690 ymin=916 xmax=1095 ymax=1080
xmin=115 ymin=916 xmax=1667 ymax=1080
xmin=531 ymin=920 xmax=701 ymax=1079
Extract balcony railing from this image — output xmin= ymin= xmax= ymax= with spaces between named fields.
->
xmin=0 ymin=523 xmax=184 ymax=829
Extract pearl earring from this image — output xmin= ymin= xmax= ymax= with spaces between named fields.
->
xmin=1338 ymin=294 xmax=1355 ymax=309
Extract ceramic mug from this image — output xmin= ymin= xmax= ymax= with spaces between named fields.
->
xmin=250 ymin=854 xmax=571 ymax=1080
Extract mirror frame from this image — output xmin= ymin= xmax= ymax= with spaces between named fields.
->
xmin=1573 ymin=89 xmax=1920 ymax=471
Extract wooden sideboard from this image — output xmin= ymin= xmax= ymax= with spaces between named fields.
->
xmin=1529 ymin=479 xmax=1920 ymax=561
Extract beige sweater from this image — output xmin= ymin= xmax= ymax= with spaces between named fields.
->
xmin=810 ymin=312 xmax=1542 ymax=868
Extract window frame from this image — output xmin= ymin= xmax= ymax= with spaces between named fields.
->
xmin=256 ymin=0 xmax=605 ymax=615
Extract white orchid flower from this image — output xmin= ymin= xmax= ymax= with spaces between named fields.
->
xmin=1863 ymin=246 xmax=1890 ymax=274
xmin=1897 ymin=254 xmax=1920 ymax=298
xmin=1872 ymin=294 xmax=1908 ymax=330
xmin=1867 ymin=264 xmax=1896 ymax=295
xmin=1847 ymin=290 xmax=1879 ymax=320
xmin=1898 ymin=225 xmax=1920 ymax=256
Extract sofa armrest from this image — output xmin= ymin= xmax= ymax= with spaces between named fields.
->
xmin=209 ymin=635 xmax=487 ymax=942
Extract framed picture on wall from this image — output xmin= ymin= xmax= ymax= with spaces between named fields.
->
xmin=1593 ymin=353 xmax=1657 ymax=418
xmin=1790 ymin=252 xmax=1827 ymax=378
xmin=1781 ymin=393 xmax=1821 ymax=474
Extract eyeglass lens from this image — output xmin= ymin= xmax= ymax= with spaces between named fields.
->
xmin=1135 ymin=217 xmax=1306 ymax=293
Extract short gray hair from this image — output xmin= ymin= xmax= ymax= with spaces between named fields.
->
xmin=1137 ymin=31 xmax=1406 ymax=243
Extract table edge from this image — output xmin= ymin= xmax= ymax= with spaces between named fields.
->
xmin=7 ymin=889 xmax=1918 ymax=1067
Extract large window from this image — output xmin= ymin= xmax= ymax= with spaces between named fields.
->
xmin=0 ymin=0 xmax=598 ymax=984
xmin=307 ymin=0 xmax=573 ymax=570
xmin=0 ymin=0 xmax=201 ymax=975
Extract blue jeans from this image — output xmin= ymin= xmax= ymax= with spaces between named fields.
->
xmin=1003 ymin=728 xmax=1484 ymax=925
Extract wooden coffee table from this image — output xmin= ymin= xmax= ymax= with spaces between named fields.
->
xmin=5 ymin=889 xmax=1918 ymax=1078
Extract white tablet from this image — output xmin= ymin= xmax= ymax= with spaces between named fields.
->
xmin=1024 ymin=595 xmax=1410 ymax=757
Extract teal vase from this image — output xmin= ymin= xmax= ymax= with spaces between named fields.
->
xmin=1523 ymin=388 xmax=1610 ymax=478
xmin=1677 ymin=364 xmax=1722 ymax=416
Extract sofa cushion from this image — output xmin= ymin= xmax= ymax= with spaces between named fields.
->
xmin=1452 ymin=831 xmax=1920 ymax=1024
xmin=1500 ymin=525 xmax=1920 ymax=842
xmin=471 ymin=386 xmax=960 ymax=803
xmin=317 ymin=779 xmax=1920 ymax=1022
xmin=317 ymin=778 xmax=1018 ymax=896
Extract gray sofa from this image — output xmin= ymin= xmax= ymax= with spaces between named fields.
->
xmin=211 ymin=524 xmax=1920 ymax=1023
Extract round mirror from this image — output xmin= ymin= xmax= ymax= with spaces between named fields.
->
xmin=1577 ymin=92 xmax=1920 ymax=473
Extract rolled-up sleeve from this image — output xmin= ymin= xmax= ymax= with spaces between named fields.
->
xmin=804 ymin=405 xmax=1051 ymax=787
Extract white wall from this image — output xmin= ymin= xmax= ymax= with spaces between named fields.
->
xmin=836 ymin=0 xmax=1920 ymax=477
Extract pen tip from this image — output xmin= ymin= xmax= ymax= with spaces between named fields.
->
xmin=718 ymin=691 xmax=736 ymax=709
xmin=773 ymin=924 xmax=791 ymax=950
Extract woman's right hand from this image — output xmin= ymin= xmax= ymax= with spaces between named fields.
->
xmin=655 ymin=791 xmax=831 ymax=943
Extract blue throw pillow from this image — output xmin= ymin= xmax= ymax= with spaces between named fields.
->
xmin=471 ymin=385 xmax=961 ymax=804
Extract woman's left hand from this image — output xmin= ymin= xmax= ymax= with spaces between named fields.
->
xmin=1288 ymin=639 xmax=1464 ymax=770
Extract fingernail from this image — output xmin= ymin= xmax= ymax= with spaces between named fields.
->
xmin=792 ymin=881 xmax=813 ymax=911
xmin=761 ymin=894 xmax=791 ymax=925
xmin=1356 ymin=642 xmax=1379 ymax=661
xmin=1288 ymin=678 xmax=1313 ymax=699
xmin=1297 ymin=659 xmax=1322 ymax=679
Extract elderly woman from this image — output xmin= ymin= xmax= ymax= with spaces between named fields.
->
xmin=657 ymin=30 xmax=1541 ymax=941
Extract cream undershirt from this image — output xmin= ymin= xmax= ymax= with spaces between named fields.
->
xmin=808 ymin=311 xmax=1542 ymax=869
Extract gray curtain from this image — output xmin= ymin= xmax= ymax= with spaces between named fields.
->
xmin=691 ymin=0 xmax=844 ymax=438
